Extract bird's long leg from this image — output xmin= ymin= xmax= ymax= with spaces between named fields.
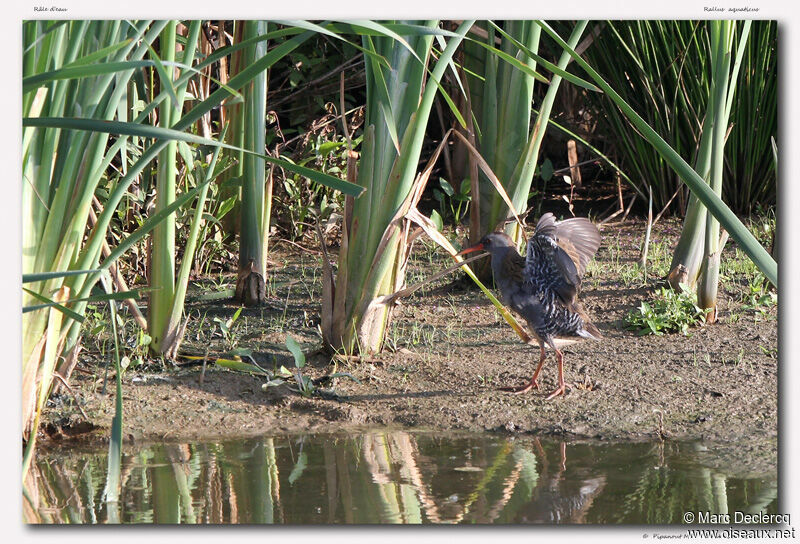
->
xmin=545 ymin=348 xmax=570 ymax=400
xmin=499 ymin=342 xmax=546 ymax=394
xmin=528 ymin=343 xmax=547 ymax=390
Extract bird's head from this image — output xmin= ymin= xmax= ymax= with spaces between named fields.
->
xmin=456 ymin=232 xmax=515 ymax=257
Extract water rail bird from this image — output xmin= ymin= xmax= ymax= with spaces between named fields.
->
xmin=457 ymin=213 xmax=602 ymax=399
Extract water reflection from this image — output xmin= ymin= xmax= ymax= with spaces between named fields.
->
xmin=27 ymin=432 xmax=777 ymax=524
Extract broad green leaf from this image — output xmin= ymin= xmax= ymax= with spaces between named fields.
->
xmin=540 ymin=158 xmax=554 ymax=181
xmin=430 ymin=209 xmax=444 ymax=232
xmin=439 ymin=177 xmax=455 ymax=196
xmin=286 ymin=335 xmax=306 ymax=368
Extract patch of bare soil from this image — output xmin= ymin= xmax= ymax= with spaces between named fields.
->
xmin=41 ymin=218 xmax=777 ymax=475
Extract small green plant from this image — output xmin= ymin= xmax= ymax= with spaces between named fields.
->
xmin=85 ymin=307 xmax=111 ymax=355
xmin=759 ymin=344 xmax=777 ymax=358
xmin=263 ymin=335 xmax=359 ymax=398
xmin=432 ymin=177 xmax=471 ymax=228
xmin=213 ymin=307 xmax=243 ymax=349
xmin=277 ymin=132 xmax=360 ymax=240
xmin=625 ymin=284 xmax=708 ymax=335
xmin=741 ymin=272 xmax=777 ymax=314
xmin=282 ymin=335 xmax=314 ymax=397
xmin=120 ymin=328 xmax=152 ymax=374
xmin=645 ymin=239 xmax=672 ymax=279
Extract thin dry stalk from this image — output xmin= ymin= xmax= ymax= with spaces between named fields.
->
xmin=89 ymin=196 xmax=147 ymax=329
xmin=601 ymin=194 xmax=638 ymax=227
xmin=317 ymin=220 xmax=336 ymax=344
xmin=326 ymin=72 xmax=359 ymax=347
xmin=452 ymin=130 xmax=525 ymax=238
xmin=621 ymin=193 xmax=637 ymax=221
xmin=640 ymin=185 xmax=654 ymax=273
xmin=653 ymin=182 xmax=684 ymax=225
xmin=461 ymin=67 xmax=482 ymax=245
xmin=599 ymin=171 xmax=625 ymax=224
xmin=378 ymin=252 xmax=487 ymax=307
xmin=52 ymin=341 xmax=81 ymax=395
xmin=567 ymin=140 xmax=582 ymax=187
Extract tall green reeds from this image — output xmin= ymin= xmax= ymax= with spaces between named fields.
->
xmin=463 ymin=20 xmax=541 ymax=244
xmin=148 ymin=21 xmax=204 ymax=354
xmin=322 ymin=21 xmax=473 ymax=354
xmin=680 ymin=20 xmax=745 ymax=321
xmin=464 ymin=21 xmax=588 ymax=250
xmin=22 ymin=20 xmax=168 ymax=443
xmin=538 ymin=20 xmax=776 ymax=288
xmin=581 ymin=20 xmax=776 ymax=214
xmin=22 ymin=20 xmax=363 ymax=477
xmin=235 ymin=20 xmax=270 ymax=306
xmin=722 ymin=21 xmax=776 ymax=212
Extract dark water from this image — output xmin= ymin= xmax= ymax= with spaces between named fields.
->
xmin=29 ymin=431 xmax=777 ymax=524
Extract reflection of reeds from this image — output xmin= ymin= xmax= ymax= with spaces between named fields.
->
xmin=29 ymin=434 xmax=777 ymax=524
xmin=267 ymin=438 xmax=281 ymax=522
xmin=359 ymin=431 xmax=451 ymax=523
xmin=335 ymin=441 xmax=355 ymax=523
xmin=617 ymin=444 xmax=736 ymax=524
xmin=323 ymin=442 xmax=337 ymax=523
xmin=225 ymin=471 xmax=238 ymax=523
xmin=199 ymin=444 xmax=222 ymax=523
xmin=166 ymin=444 xmax=196 ymax=522
xmin=23 ymin=466 xmax=42 ymax=523
xmin=387 ymin=432 xmax=443 ymax=523
xmin=484 ymin=462 xmax=522 ymax=523
xmin=357 ymin=432 xmax=545 ymax=524
xmin=26 ymin=453 xmax=107 ymax=523
xmin=744 ymin=480 xmax=778 ymax=514
xmin=453 ymin=440 xmax=514 ymax=523
xmin=361 ymin=432 xmax=406 ymax=522
xmin=26 ymin=433 xmax=537 ymax=524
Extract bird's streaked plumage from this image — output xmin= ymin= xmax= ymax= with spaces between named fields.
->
xmin=458 ymin=213 xmax=601 ymax=399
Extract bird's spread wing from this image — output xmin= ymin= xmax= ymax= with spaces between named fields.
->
xmin=526 ymin=213 xmax=601 ymax=306
xmin=554 ymin=216 xmax=601 ymax=277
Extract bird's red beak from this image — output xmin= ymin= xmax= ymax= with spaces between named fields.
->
xmin=455 ymin=243 xmax=484 ymax=257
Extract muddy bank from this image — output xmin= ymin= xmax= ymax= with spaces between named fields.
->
xmin=41 ymin=218 xmax=778 ymax=476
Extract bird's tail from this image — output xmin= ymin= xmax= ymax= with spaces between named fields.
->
xmin=577 ymin=321 xmax=603 ymax=340
xmin=573 ymin=300 xmax=602 ymax=340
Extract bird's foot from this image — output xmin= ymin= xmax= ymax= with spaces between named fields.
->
xmin=499 ymin=379 xmax=539 ymax=394
xmin=545 ymin=382 xmax=571 ymax=400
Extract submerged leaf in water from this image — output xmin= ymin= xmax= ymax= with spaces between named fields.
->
xmin=288 ymin=451 xmax=307 ymax=485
